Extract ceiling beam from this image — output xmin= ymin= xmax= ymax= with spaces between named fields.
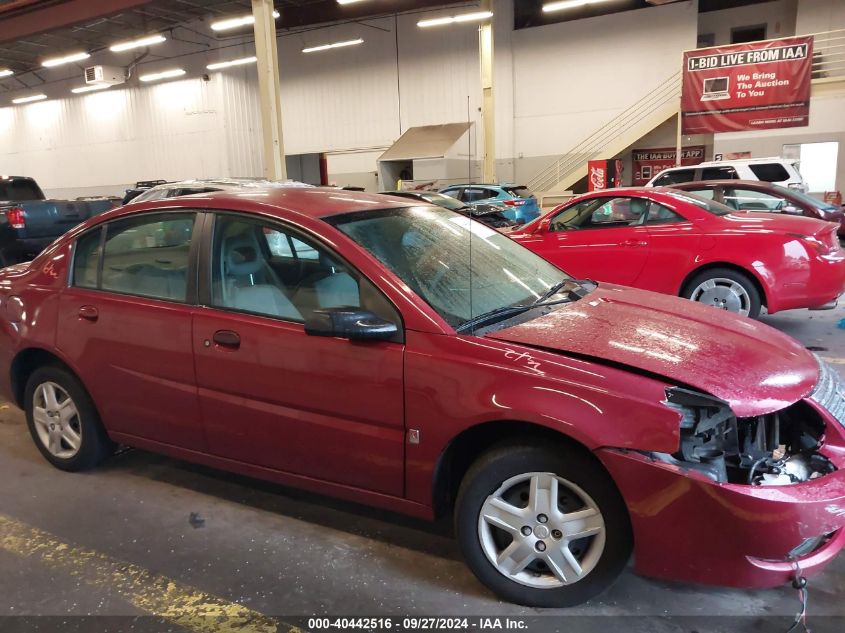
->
xmin=0 ymin=0 xmax=157 ymax=45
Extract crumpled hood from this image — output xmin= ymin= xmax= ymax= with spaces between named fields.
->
xmin=486 ymin=283 xmax=819 ymax=417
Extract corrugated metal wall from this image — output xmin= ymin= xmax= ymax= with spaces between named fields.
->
xmin=0 ymin=76 xmax=226 ymax=197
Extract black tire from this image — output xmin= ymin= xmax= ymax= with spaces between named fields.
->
xmin=455 ymin=442 xmax=632 ymax=607
xmin=682 ymin=267 xmax=762 ymax=319
xmin=24 ymin=365 xmax=114 ymax=472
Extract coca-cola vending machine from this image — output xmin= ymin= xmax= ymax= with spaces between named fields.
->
xmin=587 ymin=159 xmax=623 ymax=192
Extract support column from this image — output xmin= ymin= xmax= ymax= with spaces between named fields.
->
xmin=252 ymin=0 xmax=286 ymax=179
xmin=479 ymin=0 xmax=495 ymax=183
xmin=675 ymin=108 xmax=683 ymax=167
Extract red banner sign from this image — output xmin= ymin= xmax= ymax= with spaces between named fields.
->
xmin=681 ymin=36 xmax=812 ymax=134
xmin=632 ymin=146 xmax=705 ymax=186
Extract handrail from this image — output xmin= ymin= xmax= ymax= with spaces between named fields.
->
xmin=528 ymin=71 xmax=681 ymax=192
xmin=528 ymin=29 xmax=845 ymax=193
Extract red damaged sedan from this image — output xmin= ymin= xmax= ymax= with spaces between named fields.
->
xmin=1 ymin=188 xmax=844 ymax=607
xmin=509 ymin=188 xmax=845 ymax=318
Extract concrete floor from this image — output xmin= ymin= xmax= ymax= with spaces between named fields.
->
xmin=1 ymin=304 xmax=844 ymax=633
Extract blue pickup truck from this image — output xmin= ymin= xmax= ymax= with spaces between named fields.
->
xmin=0 ymin=176 xmax=116 ymax=265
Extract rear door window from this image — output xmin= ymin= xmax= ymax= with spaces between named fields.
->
xmin=701 ymin=166 xmax=738 ymax=180
xmin=652 ymin=169 xmax=696 ymax=186
xmin=99 ymin=213 xmax=196 ymax=302
xmin=748 ymin=163 xmax=791 ymax=182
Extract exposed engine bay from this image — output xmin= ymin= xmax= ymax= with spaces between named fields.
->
xmin=652 ymin=387 xmax=837 ymax=485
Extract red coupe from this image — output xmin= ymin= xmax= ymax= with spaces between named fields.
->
xmin=509 ymin=188 xmax=845 ymax=318
xmin=1 ymin=188 xmax=844 ymax=607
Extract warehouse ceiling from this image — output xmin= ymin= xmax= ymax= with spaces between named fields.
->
xmin=0 ymin=0 xmax=463 ymax=76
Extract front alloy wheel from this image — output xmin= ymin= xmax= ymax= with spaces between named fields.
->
xmin=455 ymin=443 xmax=632 ymax=607
xmin=478 ymin=472 xmax=606 ymax=588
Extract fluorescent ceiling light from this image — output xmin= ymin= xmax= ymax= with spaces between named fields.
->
xmin=302 ymin=38 xmax=364 ymax=53
xmin=211 ymin=10 xmax=279 ymax=31
xmin=42 ymin=51 xmax=90 ymax=68
xmin=12 ymin=94 xmax=47 ymax=104
xmin=207 ymin=56 xmax=258 ymax=70
xmin=0 ymin=69 xmax=13 ymax=78
xmin=417 ymin=11 xmax=493 ymax=28
xmin=543 ymin=0 xmax=612 ymax=12
xmin=109 ymin=34 xmax=166 ymax=52
xmin=71 ymin=84 xmax=111 ymax=94
xmin=139 ymin=68 xmax=186 ymax=82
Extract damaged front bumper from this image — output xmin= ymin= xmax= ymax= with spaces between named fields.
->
xmin=598 ymin=438 xmax=845 ymax=587
xmin=596 ymin=359 xmax=845 ymax=588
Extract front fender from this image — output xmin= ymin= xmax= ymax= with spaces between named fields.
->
xmin=403 ymin=331 xmax=682 ymax=507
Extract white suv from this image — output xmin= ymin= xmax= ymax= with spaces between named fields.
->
xmin=647 ymin=157 xmax=808 ymax=192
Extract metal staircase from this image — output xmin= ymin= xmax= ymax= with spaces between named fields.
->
xmin=528 ymin=29 xmax=845 ymax=196
xmin=527 ymin=72 xmax=682 ymax=194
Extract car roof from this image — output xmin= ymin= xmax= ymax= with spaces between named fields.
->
xmin=124 ymin=186 xmax=415 ymax=220
xmin=143 ymin=177 xmax=313 ymax=191
xmin=672 ymin=180 xmax=780 ymax=189
xmin=698 ymin=157 xmax=796 ymax=166
xmin=442 ymin=183 xmax=522 ymax=188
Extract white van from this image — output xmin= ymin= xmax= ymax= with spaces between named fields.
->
xmin=647 ymin=157 xmax=808 ymax=192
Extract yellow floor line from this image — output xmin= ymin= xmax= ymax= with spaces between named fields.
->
xmin=0 ymin=513 xmax=299 ymax=633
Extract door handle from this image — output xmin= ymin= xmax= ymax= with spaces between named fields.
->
xmin=621 ymin=239 xmax=648 ymax=248
xmin=212 ymin=330 xmax=241 ymax=349
xmin=78 ymin=305 xmax=98 ymax=321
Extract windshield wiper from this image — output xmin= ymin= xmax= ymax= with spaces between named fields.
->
xmin=531 ymin=278 xmax=595 ymax=306
xmin=455 ymin=279 xmax=597 ymax=334
xmin=455 ymin=296 xmax=575 ymax=334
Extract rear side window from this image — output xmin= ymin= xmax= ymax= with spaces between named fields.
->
xmin=73 ymin=228 xmax=103 ymax=289
xmin=644 ymin=203 xmax=685 ymax=225
xmin=462 ymin=188 xmax=489 ymax=203
xmin=0 ymin=178 xmax=44 ymax=201
xmin=89 ymin=213 xmax=196 ymax=302
xmin=652 ymin=169 xmax=696 ymax=185
xmin=748 ymin=163 xmax=791 ymax=182
xmin=701 ymin=166 xmax=738 ymax=180
xmin=505 ymin=186 xmax=534 ymax=199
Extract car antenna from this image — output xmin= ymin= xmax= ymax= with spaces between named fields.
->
xmin=467 ymin=93 xmax=474 ymax=334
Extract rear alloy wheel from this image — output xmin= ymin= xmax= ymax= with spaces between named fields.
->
xmin=455 ymin=444 xmax=632 ymax=607
xmin=25 ymin=366 xmax=114 ymax=471
xmin=683 ymin=268 xmax=761 ymax=318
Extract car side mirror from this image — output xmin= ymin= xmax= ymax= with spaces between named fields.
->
xmin=533 ymin=218 xmax=552 ymax=234
xmin=305 ymin=308 xmax=398 ymax=341
xmin=782 ymin=205 xmax=802 ymax=215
